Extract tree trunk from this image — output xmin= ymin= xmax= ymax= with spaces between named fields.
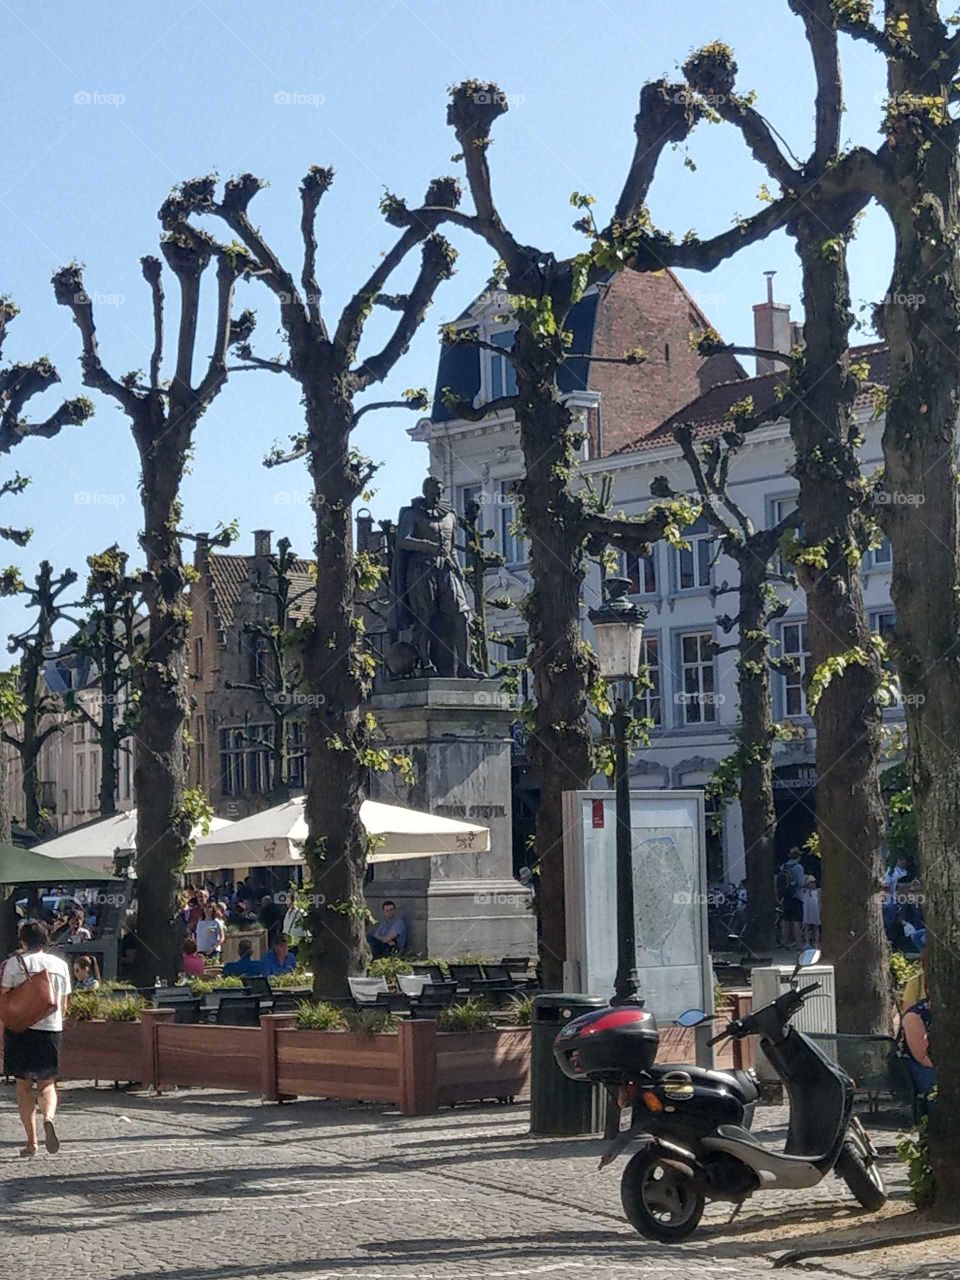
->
xmin=879 ymin=27 xmax=960 ymax=1212
xmin=302 ymin=391 xmax=369 ymax=996
xmin=132 ymin=411 xmax=192 ymax=985
xmin=514 ymin=314 xmax=594 ymax=990
xmin=98 ymin=600 xmax=119 ymax=817
xmin=736 ymin=551 xmax=778 ymax=953
xmin=789 ymin=218 xmax=888 ymax=1034
xmin=0 ymin=755 xmax=16 ymax=958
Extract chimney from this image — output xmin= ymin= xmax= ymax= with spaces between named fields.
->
xmin=752 ymin=271 xmax=793 ymax=376
xmin=194 ymin=532 xmax=210 ymax=574
xmin=253 ymin=529 xmax=272 ymax=559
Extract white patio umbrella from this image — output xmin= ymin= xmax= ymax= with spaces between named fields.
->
xmin=35 ymin=808 xmax=235 ymax=875
xmin=188 ymin=795 xmax=490 ymax=873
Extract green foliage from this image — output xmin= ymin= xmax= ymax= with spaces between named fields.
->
xmin=270 ymin=967 xmax=312 ymax=989
xmin=889 ymin=950 xmax=922 ymax=996
xmin=882 ymin=761 xmax=917 ymax=866
xmin=174 ymin=787 xmax=214 ymax=871
xmin=103 ymin=994 xmax=148 ymax=1022
xmin=509 ymin=994 xmax=534 ymax=1026
xmin=0 ymin=666 xmax=25 ymax=722
xmin=99 ymin=979 xmax=135 ymax=992
xmin=367 ymin=955 xmax=413 ymax=985
xmin=438 ymin=998 xmax=495 ymax=1032
xmin=296 ymin=1000 xmax=348 ymax=1031
xmin=897 ymin=1119 xmax=936 ymax=1210
xmin=66 ymin=990 xmax=103 ymax=1021
xmin=189 ymin=975 xmax=245 ymax=995
xmin=344 ymin=1007 xmax=398 ymax=1035
xmin=806 ymin=636 xmax=886 ymax=714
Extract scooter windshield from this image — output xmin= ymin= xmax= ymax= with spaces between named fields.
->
xmin=764 ymin=1028 xmax=851 ymax=1162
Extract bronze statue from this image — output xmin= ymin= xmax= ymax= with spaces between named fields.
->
xmin=389 ymin=476 xmax=486 ymax=678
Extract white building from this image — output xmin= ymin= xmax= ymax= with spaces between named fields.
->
xmin=416 ymin=279 xmax=901 ymax=885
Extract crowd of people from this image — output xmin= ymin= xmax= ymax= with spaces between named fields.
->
xmin=178 ymin=883 xmax=304 ymax=979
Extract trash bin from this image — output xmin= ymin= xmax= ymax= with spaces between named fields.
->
xmin=530 ymin=992 xmax=606 ymax=1136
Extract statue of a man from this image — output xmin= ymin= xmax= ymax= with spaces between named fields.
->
xmin=390 ymin=476 xmax=485 ymax=678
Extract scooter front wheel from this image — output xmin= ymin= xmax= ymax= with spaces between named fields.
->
xmin=621 ymin=1147 xmax=705 ymax=1243
xmin=836 ymin=1119 xmax=887 ymax=1211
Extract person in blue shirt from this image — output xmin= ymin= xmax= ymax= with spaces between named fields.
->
xmin=260 ymin=933 xmax=297 ymax=976
xmin=366 ymin=900 xmax=408 ymax=958
xmin=221 ymin=940 xmax=264 ymax=978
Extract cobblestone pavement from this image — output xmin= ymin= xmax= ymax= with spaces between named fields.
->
xmin=0 ymin=1084 xmax=954 ymax=1280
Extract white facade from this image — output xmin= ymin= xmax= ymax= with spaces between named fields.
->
xmin=416 ymin=396 xmax=902 ymax=885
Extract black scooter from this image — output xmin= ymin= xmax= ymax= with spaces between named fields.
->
xmin=553 ymin=949 xmax=886 ymax=1242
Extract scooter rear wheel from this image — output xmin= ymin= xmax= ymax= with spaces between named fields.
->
xmin=621 ymin=1147 xmax=705 ymax=1242
xmin=836 ymin=1120 xmax=887 ymax=1211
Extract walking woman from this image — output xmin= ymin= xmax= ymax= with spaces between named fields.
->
xmin=1 ymin=920 xmax=71 ymax=1156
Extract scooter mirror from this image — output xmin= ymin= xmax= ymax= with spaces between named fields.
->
xmin=676 ymin=1008 xmax=706 ymax=1027
xmin=799 ymin=947 xmax=821 ymax=968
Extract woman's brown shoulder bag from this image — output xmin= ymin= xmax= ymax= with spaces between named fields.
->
xmin=0 ymin=954 xmax=57 ymax=1033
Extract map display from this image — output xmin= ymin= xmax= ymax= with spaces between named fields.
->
xmin=562 ymin=790 xmax=712 ymax=1022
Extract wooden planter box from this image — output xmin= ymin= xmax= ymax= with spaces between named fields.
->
xmin=436 ymin=1028 xmax=530 ymax=1105
xmin=15 ymin=1010 xmax=532 ymax=1116
xmin=61 ymin=1018 xmax=148 ymax=1083
xmin=276 ymin=1028 xmax=402 ymax=1105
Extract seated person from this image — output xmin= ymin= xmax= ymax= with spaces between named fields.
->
xmin=181 ymin=937 xmax=206 ymax=978
xmin=900 ymin=995 xmax=936 ymax=1102
xmin=222 ymin=939 xmax=264 ymax=978
xmin=366 ymin=900 xmax=407 ymax=959
xmin=73 ymin=954 xmax=101 ymax=990
xmin=260 ymin=933 xmax=297 ymax=977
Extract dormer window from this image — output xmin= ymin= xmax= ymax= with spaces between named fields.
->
xmin=486 ymin=329 xmax=517 ymax=401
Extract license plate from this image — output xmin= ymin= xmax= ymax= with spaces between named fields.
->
xmin=619 ymin=1105 xmax=633 ymax=1132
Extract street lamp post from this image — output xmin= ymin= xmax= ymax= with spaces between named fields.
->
xmin=588 ymin=577 xmax=647 ymax=1007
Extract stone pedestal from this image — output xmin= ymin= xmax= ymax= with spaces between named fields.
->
xmin=367 ymin=678 xmax=536 ymax=960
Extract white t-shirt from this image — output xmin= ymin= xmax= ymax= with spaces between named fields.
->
xmin=195 ymin=918 xmax=224 ymax=953
xmin=1 ymin=950 xmax=72 ymax=1032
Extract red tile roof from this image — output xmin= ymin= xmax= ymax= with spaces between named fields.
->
xmin=208 ymin=553 xmax=315 ymax=630
xmin=613 ymin=342 xmax=890 ymax=454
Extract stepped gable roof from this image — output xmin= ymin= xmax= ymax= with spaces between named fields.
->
xmin=614 ymin=341 xmax=890 ymax=455
xmin=207 ymin=553 xmax=315 ymax=630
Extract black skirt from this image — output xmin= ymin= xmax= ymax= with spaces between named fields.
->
xmin=3 ymin=1028 xmax=61 ymax=1080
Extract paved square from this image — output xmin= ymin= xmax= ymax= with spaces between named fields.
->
xmin=0 ymin=1084 xmax=946 ymax=1280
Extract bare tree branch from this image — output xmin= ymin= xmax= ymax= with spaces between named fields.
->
xmin=142 ymin=255 xmax=164 ymax=390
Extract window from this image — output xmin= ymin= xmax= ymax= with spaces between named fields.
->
xmin=870 ymin=537 xmax=892 ymax=569
xmin=675 ymin=516 xmax=713 ymax=591
xmin=193 ymin=636 xmax=204 ymax=680
xmin=781 ymin=620 xmax=811 ymax=717
xmin=194 ymin=715 xmax=206 ymax=788
xmin=677 ymin=631 xmax=716 ymax=725
xmin=89 ymin=750 xmax=99 ymax=810
xmin=770 ymin=496 xmax=799 ymax=575
xmin=219 ymin=728 xmax=246 ymax=797
xmin=499 ymin=480 xmax=528 ymax=566
xmin=620 ymin=548 xmax=657 ymax=596
xmin=456 ymin=483 xmax=484 ymax=567
xmin=118 ymin=745 xmax=132 ymax=801
xmin=74 ymin=721 xmax=86 ymax=745
xmin=75 ymin=754 xmax=85 ymax=811
xmin=637 ymin=635 xmax=662 ymax=727
xmin=253 ymin=637 xmax=270 ymax=681
xmin=488 ymin=329 xmax=517 ymax=400
xmin=286 ymin=720 xmax=306 ymax=789
xmin=246 ymin=724 xmax=273 ymax=794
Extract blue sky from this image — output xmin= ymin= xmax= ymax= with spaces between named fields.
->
xmin=0 ymin=0 xmax=894 ymax=640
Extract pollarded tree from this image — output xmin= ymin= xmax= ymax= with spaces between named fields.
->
xmin=384 ymin=77 xmax=859 ymax=986
xmin=679 ymin=10 xmax=891 ymax=1033
xmin=3 ymin=561 xmax=79 ymax=834
xmin=54 ymin=229 xmax=247 ymax=984
xmin=164 ymin=171 xmax=460 ymax=995
xmin=224 ymin=536 xmax=312 ymax=801
xmin=65 ymin=545 xmax=143 ymax=817
xmin=654 ymin=417 xmax=801 ymax=953
xmin=831 ymin=0 xmax=960 ymax=1216
xmin=0 ymin=296 xmax=93 ymax=843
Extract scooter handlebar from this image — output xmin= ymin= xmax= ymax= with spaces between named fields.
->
xmin=796 ymin=981 xmax=822 ymax=998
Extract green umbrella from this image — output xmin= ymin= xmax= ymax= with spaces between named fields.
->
xmin=0 ymin=841 xmax=119 ymax=886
